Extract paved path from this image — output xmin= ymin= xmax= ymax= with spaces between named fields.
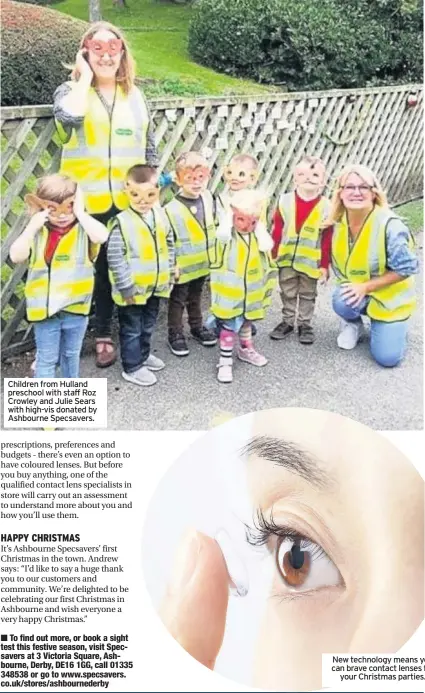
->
xmin=3 ymin=237 xmax=423 ymax=431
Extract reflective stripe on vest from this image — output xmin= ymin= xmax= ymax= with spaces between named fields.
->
xmin=109 ymin=207 xmax=171 ymax=306
xmin=25 ymin=224 xmax=94 ymax=322
xmin=57 ymin=85 xmax=149 ymax=215
xmin=211 ymin=232 xmax=277 ymax=320
xmin=276 ymin=192 xmax=330 ymax=279
xmin=165 ymin=192 xmax=216 ymax=284
xmin=332 ymin=207 xmax=416 ymax=322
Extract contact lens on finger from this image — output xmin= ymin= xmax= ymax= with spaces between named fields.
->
xmin=215 ymin=528 xmax=249 ymax=597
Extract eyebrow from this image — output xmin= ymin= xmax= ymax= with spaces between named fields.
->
xmin=240 ymin=434 xmax=332 ymax=489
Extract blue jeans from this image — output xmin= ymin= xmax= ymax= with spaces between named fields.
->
xmin=118 ymin=297 xmax=160 ymax=374
xmin=33 ymin=312 xmax=88 ymax=378
xmin=332 ymin=286 xmax=409 ymax=368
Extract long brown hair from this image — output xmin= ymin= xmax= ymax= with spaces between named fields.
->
xmin=71 ymin=22 xmax=136 ymax=94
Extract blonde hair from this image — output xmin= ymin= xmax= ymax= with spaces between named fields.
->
xmin=36 ymin=174 xmax=77 ymax=203
xmin=71 ymin=22 xmax=135 ymax=94
xmin=326 ymin=164 xmax=388 ymax=225
xmin=175 ymin=151 xmax=209 ymax=171
xmin=230 ymin=189 xmax=265 ymax=216
xmin=230 ymin=153 xmax=259 ymax=171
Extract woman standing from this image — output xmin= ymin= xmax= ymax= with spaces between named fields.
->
xmin=330 ymin=164 xmax=418 ymax=367
xmin=54 ymin=22 xmax=159 ymax=367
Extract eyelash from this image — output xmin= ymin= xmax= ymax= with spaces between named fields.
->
xmin=245 ymin=508 xmax=326 ymax=561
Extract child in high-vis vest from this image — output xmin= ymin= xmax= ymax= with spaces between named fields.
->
xmin=107 ymin=165 xmax=175 ymax=387
xmin=165 ymin=151 xmax=218 ymax=356
xmin=270 ymin=157 xmax=333 ymax=345
xmin=208 ymin=189 xmax=276 ymax=383
xmin=9 ymin=174 xmax=108 ymax=378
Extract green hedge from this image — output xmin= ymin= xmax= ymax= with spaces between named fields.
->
xmin=1 ymin=1 xmax=88 ymax=107
xmin=188 ymin=0 xmax=423 ymax=90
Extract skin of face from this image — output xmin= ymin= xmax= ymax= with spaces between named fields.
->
xmin=224 ymin=160 xmax=258 ymax=192
xmin=86 ymin=29 xmax=123 ymax=81
xmin=245 ymin=408 xmax=424 ymax=692
xmin=231 ymin=206 xmax=259 ymax=234
xmin=339 ymin=171 xmax=376 ymax=213
xmin=125 ymin=180 xmax=159 ymax=214
xmin=27 ymin=194 xmax=76 ymax=228
xmin=294 ymin=162 xmax=326 ymax=200
xmin=177 ymin=165 xmax=210 ymax=199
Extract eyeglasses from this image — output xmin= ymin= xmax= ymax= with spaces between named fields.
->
xmin=85 ymin=38 xmax=123 ymax=57
xmin=342 ymin=184 xmax=372 ymax=193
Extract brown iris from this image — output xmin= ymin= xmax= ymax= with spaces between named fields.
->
xmin=276 ymin=539 xmax=311 ymax=588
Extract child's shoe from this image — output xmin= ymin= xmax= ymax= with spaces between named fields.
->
xmin=270 ymin=321 xmax=294 ymax=340
xmin=168 ymin=330 xmax=190 ymax=356
xmin=217 ymin=357 xmax=233 ymax=383
xmin=122 ymin=366 xmax=157 ymax=386
xmin=191 ymin=325 xmax=218 ymax=346
xmin=237 ymin=346 xmax=268 ymax=367
xmin=143 ymin=354 xmax=165 ymax=371
xmin=298 ymin=325 xmax=314 ymax=345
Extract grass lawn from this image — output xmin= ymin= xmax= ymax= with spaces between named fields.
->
xmin=396 ymin=199 xmax=424 ymax=235
xmin=54 ymin=0 xmax=273 ymax=97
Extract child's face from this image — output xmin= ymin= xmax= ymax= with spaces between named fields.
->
xmin=232 ymin=206 xmax=259 ymax=234
xmin=177 ymin=165 xmax=210 ymax=198
xmin=225 ymin=161 xmax=258 ymax=192
xmin=125 ymin=179 xmax=159 ymax=214
xmin=28 ymin=195 xmax=76 ymax=228
xmin=294 ymin=162 xmax=326 ymax=198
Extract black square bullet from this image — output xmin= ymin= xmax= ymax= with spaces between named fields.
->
xmin=1 ymin=635 xmax=7 ymax=642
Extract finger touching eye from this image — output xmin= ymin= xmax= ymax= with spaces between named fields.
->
xmin=276 ymin=536 xmax=341 ymax=592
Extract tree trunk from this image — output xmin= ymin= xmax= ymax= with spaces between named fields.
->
xmin=89 ymin=0 xmax=102 ymax=22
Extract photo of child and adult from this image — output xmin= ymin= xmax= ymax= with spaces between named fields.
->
xmin=1 ymin=0 xmax=423 ymax=430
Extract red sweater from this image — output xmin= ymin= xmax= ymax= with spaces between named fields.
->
xmin=271 ymin=192 xmax=333 ymax=269
xmin=44 ymin=222 xmax=76 ymax=265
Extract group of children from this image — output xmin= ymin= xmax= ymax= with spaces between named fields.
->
xmin=10 ymin=152 xmax=332 ymax=384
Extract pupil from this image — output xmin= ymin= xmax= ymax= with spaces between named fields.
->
xmin=290 ymin=543 xmax=304 ymax=570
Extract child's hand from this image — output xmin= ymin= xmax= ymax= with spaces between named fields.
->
xmin=124 ymin=296 xmax=136 ymax=305
xmin=318 ymin=267 xmax=329 ymax=285
xmin=73 ymin=185 xmax=86 ymax=221
xmin=28 ymin=209 xmax=49 ymax=233
xmin=75 ymin=49 xmax=93 ymax=82
xmin=174 ymin=266 xmax=180 ymax=282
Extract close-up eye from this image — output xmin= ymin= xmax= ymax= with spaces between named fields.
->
xmin=275 ymin=535 xmax=341 ymax=592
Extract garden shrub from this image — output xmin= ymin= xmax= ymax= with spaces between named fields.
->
xmin=1 ymin=0 xmax=88 ymax=106
xmin=188 ymin=0 xmax=423 ymax=90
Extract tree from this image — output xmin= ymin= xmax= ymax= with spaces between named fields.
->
xmin=89 ymin=0 xmax=102 ymax=22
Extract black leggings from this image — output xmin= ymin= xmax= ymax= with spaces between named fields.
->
xmin=92 ymin=206 xmax=121 ymax=338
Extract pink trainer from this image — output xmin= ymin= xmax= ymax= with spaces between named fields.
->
xmin=237 ymin=346 xmax=268 ymax=367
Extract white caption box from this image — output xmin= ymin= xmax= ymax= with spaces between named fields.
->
xmin=4 ymin=377 xmax=107 ymax=429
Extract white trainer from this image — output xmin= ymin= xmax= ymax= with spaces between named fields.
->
xmin=143 ymin=353 xmax=165 ymax=371
xmin=122 ymin=366 xmax=157 ymax=386
xmin=217 ymin=357 xmax=233 ymax=383
xmin=337 ymin=319 xmax=365 ymax=350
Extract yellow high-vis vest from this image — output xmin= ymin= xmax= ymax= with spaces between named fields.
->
xmin=332 ymin=206 xmax=416 ymax=322
xmin=210 ymin=232 xmax=277 ymax=321
xmin=276 ymin=192 xmax=330 ymax=279
xmin=57 ymin=85 xmax=149 ymax=215
xmin=109 ymin=207 xmax=171 ymax=306
xmin=165 ymin=192 xmax=217 ymax=284
xmin=25 ymin=224 xmax=95 ymax=322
